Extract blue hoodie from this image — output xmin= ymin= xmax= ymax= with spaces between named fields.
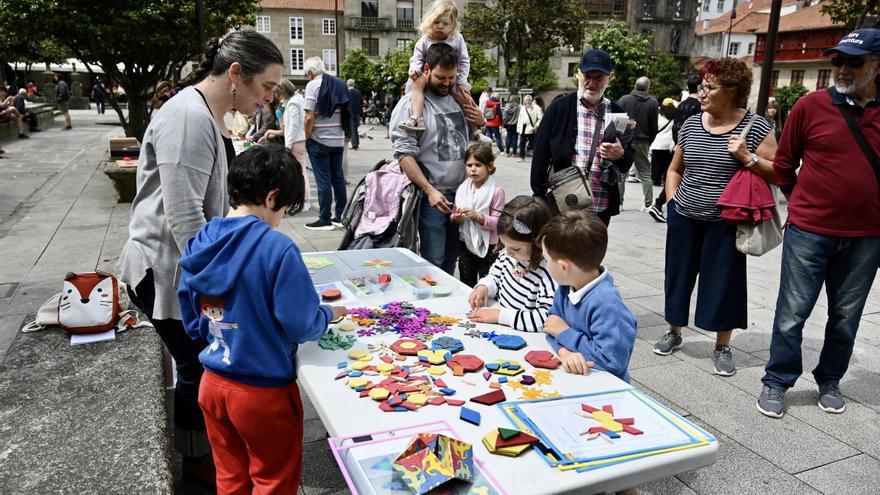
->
xmin=178 ymin=215 xmax=332 ymax=387
xmin=546 ymin=270 xmax=637 ymax=383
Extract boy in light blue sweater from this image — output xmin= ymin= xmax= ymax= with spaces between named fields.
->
xmin=537 ymin=211 xmax=637 ymax=382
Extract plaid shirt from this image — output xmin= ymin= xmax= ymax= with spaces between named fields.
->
xmin=573 ymin=97 xmax=611 ymax=213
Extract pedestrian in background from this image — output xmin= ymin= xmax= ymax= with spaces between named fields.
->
xmin=647 ymin=97 xmax=677 ymax=223
xmin=502 ymin=95 xmax=520 ymax=157
xmin=617 ymin=76 xmax=658 ymax=211
xmin=517 ymin=94 xmax=542 ymax=162
xmin=347 ymin=79 xmax=363 ymax=150
xmin=53 ymin=73 xmax=72 ymax=130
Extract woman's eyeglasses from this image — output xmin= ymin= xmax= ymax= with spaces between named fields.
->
xmin=831 ymin=56 xmax=867 ymax=69
xmin=697 ymin=84 xmax=726 ymax=94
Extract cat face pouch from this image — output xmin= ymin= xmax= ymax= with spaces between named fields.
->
xmin=58 ymin=271 xmax=122 ymax=334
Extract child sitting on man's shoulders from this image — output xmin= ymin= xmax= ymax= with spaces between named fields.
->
xmin=537 ymin=211 xmax=637 ymax=382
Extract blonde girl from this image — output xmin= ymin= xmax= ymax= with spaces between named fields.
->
xmin=398 ymin=0 xmax=473 ymax=132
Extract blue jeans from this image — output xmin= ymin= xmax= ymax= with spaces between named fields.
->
xmin=307 ymin=139 xmax=346 ymax=222
xmin=418 ymin=193 xmax=459 ymax=274
xmin=762 ymin=224 xmax=880 ymax=389
xmin=485 ymin=126 xmax=503 ymax=152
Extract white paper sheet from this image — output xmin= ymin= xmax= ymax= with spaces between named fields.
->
xmin=70 ymin=329 xmax=115 ymax=346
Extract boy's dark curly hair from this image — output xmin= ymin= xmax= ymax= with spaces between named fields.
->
xmin=228 ymin=144 xmax=304 ymax=212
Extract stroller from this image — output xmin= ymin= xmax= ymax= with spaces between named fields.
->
xmin=338 ymin=159 xmax=424 ymax=252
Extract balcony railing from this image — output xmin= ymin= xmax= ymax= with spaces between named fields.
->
xmin=347 ymin=16 xmax=392 ymax=31
xmin=397 ymin=19 xmax=414 ymax=31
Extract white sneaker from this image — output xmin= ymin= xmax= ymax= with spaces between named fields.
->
xmin=302 ymin=202 xmax=311 ymax=212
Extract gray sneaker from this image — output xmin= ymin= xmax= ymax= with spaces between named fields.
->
xmin=757 ymin=384 xmax=786 ymax=418
xmin=713 ymin=346 xmax=736 ymax=376
xmin=653 ymin=331 xmax=683 ymax=356
xmin=817 ymin=383 xmax=845 ymax=414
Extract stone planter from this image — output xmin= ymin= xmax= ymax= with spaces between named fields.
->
xmin=103 ymin=158 xmax=137 ymax=203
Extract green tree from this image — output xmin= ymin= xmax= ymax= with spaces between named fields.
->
xmin=521 ymin=57 xmax=558 ymax=93
xmin=773 ymin=83 xmax=809 ymax=125
xmin=467 ymin=45 xmax=499 ymax=94
xmin=0 ymin=0 xmax=257 ymax=140
xmin=819 ymin=0 xmax=879 ymax=30
xmin=585 ymin=21 xmax=683 ymax=101
xmin=462 ymin=0 xmax=586 ymax=91
xmin=340 ymin=49 xmax=381 ymax=93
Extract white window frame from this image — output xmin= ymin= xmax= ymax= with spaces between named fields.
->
xmin=290 ymin=48 xmax=304 ymax=75
xmin=256 ymin=16 xmax=271 ymax=33
xmin=727 ymin=42 xmax=740 ymax=57
xmin=289 ymin=17 xmax=304 ymax=45
xmin=322 ymin=18 xmax=336 ymax=35
xmin=323 ymin=49 xmax=337 ymax=74
xmin=716 ymin=0 xmax=724 ymax=12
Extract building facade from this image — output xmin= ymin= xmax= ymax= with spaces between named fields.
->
xmin=750 ymin=2 xmax=846 ymax=108
xmin=343 ymin=0 xmax=426 ymax=58
xmin=256 ymin=0 xmax=344 ymax=86
xmin=628 ymin=0 xmax=696 ymax=62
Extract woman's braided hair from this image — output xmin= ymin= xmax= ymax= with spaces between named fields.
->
xmin=179 ymin=30 xmax=283 ymax=89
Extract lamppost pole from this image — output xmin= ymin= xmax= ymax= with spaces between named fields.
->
xmin=756 ymin=0 xmax=782 ymax=116
xmin=196 ymin=0 xmax=205 ymax=48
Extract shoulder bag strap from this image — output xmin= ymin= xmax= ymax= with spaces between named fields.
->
xmin=739 ymin=113 xmax=759 ymax=140
xmin=545 ymin=106 xmax=603 ymax=176
xmin=834 ymin=102 xmax=880 ymax=194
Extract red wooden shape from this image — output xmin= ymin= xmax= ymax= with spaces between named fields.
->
xmin=581 ymin=403 xmax=599 ymax=413
xmin=470 ymin=389 xmax=506 ymax=406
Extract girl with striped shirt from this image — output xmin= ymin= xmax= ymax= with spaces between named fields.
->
xmin=467 ymin=196 xmax=557 ymax=332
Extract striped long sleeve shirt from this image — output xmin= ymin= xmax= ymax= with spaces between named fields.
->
xmin=476 ymin=253 xmax=557 ymax=333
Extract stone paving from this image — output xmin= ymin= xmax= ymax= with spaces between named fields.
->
xmin=0 ymin=111 xmax=878 ymax=494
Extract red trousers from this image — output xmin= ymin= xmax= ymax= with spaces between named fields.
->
xmin=198 ymin=371 xmax=304 ymax=495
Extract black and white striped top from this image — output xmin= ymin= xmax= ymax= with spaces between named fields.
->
xmin=674 ymin=111 xmax=771 ymax=221
xmin=477 ymin=253 xmax=557 ymax=333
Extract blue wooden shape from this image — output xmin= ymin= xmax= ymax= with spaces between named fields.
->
xmin=460 ymin=407 xmax=481 ymax=426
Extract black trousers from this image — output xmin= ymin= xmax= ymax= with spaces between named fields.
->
xmin=128 ymin=270 xmax=208 ymax=440
xmin=652 ymin=149 xmax=673 ymax=209
xmin=458 ymin=243 xmax=497 ymax=288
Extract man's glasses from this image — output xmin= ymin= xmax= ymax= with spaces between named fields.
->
xmin=831 ymin=57 xmax=867 ymax=69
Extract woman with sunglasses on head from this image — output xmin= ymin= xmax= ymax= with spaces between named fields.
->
xmin=118 ymin=30 xmax=283 ymax=485
xmin=652 ymin=58 xmax=777 ymax=378
xmin=467 ymin=196 xmax=558 ymax=333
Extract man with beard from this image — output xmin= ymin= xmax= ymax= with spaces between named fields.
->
xmin=758 ymin=29 xmax=880 ymax=419
xmin=530 ymin=49 xmax=634 ymax=225
xmin=390 ymin=43 xmax=485 ymax=273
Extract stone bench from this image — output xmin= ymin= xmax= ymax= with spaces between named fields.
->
xmin=0 ymin=325 xmax=173 ymax=493
xmin=0 ymin=103 xmax=56 ymax=140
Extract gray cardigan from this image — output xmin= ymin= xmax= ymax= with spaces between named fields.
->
xmin=118 ymin=87 xmax=229 ymax=320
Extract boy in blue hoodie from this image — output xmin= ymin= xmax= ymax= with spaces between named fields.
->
xmin=537 ymin=211 xmax=637 ymax=382
xmin=178 ymin=144 xmax=347 ymax=493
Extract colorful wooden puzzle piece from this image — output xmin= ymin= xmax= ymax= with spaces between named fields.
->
xmin=470 ymin=389 xmax=506 ymax=406
xmin=580 ymin=402 xmax=644 ymax=438
xmin=303 ymin=256 xmax=334 ymax=270
xmin=524 ymin=350 xmax=562 ymax=369
xmin=459 ymin=407 xmax=481 ymax=426
xmin=362 ymin=258 xmax=394 ymax=268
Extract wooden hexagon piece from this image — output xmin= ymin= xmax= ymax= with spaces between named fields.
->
xmin=524 ymin=350 xmax=562 ymax=370
xmin=390 ymin=338 xmax=428 ymax=356
xmin=446 ymin=354 xmax=484 ymax=373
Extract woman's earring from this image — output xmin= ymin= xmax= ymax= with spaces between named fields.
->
xmin=231 ymin=84 xmax=238 ymax=111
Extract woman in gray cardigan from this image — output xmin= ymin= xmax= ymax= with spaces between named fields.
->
xmin=118 ymin=30 xmax=283 ymax=481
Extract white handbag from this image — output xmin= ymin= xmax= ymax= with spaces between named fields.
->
xmin=735 ymin=185 xmax=784 ymax=256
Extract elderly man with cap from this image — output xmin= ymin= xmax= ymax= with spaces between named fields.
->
xmin=757 ymin=29 xmax=880 ymax=419
xmin=530 ymin=49 xmax=634 ymax=225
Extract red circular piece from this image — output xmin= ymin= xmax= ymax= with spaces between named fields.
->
xmin=446 ymin=354 xmax=484 ymax=372
xmin=390 ymin=338 xmax=428 ymax=356
xmin=321 ymin=289 xmax=342 ymax=301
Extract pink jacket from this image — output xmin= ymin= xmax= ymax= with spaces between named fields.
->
xmin=354 ymin=160 xmax=412 ymax=238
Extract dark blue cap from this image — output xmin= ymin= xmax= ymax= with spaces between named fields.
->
xmin=579 ymin=49 xmax=613 ymax=75
xmin=823 ymin=29 xmax=880 ymax=56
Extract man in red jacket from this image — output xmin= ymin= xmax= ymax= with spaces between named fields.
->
xmin=758 ymin=29 xmax=880 ymax=419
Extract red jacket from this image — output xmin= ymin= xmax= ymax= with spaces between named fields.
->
xmin=774 ymin=88 xmax=880 ymax=237
xmin=485 ymin=99 xmax=503 ymax=127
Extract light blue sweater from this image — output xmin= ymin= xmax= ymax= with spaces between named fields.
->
xmin=546 ymin=270 xmax=637 ymax=383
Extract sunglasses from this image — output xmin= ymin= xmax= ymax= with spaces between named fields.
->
xmin=831 ymin=57 xmax=867 ymax=69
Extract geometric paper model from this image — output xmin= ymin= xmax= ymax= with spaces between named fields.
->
xmin=303 ymin=256 xmax=334 ymax=270
xmin=392 ymin=433 xmax=474 ymax=494
xmin=580 ymin=403 xmax=644 ymax=439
